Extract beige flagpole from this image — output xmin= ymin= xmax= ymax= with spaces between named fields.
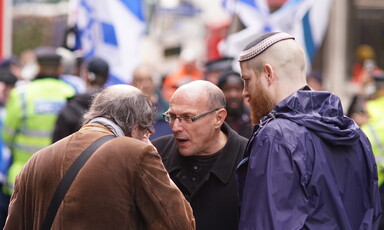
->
xmin=0 ymin=0 xmax=12 ymax=60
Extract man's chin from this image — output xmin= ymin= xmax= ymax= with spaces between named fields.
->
xmin=178 ymin=149 xmax=193 ymax=157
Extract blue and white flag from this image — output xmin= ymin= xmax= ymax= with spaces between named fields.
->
xmin=220 ymin=0 xmax=334 ymax=71
xmin=71 ymin=0 xmax=146 ymax=85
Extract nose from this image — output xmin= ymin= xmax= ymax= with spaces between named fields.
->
xmin=171 ymin=118 xmax=183 ymax=133
xmin=242 ymin=88 xmax=249 ymax=99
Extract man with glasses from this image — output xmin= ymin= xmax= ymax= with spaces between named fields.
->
xmin=152 ymin=80 xmax=247 ymax=230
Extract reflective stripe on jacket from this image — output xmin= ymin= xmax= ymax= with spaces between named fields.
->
xmin=2 ymin=78 xmax=75 ymax=193
xmin=362 ymin=96 xmax=384 ymax=187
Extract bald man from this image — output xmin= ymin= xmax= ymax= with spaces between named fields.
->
xmin=4 ymin=85 xmax=195 ymax=230
xmin=236 ymin=32 xmax=381 ymax=229
xmin=152 ymin=80 xmax=247 ymax=230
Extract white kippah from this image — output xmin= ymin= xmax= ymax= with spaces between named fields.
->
xmin=238 ymin=32 xmax=295 ymax=62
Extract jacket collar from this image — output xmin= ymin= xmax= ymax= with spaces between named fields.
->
xmin=33 ymin=74 xmax=59 ymax=81
xmin=87 ymin=117 xmax=124 ymax=137
xmin=168 ymin=122 xmax=244 ymax=184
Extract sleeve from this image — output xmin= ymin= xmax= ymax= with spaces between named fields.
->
xmin=134 ymin=145 xmax=195 ymax=230
xmin=239 ymin=133 xmax=308 ymax=230
xmin=3 ymin=170 xmax=25 ymax=230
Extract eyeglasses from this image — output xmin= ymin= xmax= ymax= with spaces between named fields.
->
xmin=163 ymin=108 xmax=221 ymax=124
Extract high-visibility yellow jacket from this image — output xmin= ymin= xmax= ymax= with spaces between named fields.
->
xmin=361 ymin=96 xmax=384 ymax=187
xmin=2 ymin=77 xmax=75 ymax=194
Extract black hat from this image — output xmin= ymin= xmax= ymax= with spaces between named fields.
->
xmin=0 ymin=68 xmax=18 ymax=86
xmin=87 ymin=57 xmax=109 ymax=77
xmin=372 ymin=71 xmax=384 ymax=89
xmin=0 ymin=57 xmax=19 ymax=68
xmin=34 ymin=46 xmax=61 ymax=64
xmin=205 ymin=57 xmax=234 ymax=72
xmin=217 ymin=71 xmax=243 ymax=89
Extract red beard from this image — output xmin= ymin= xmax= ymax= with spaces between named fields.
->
xmin=248 ymin=83 xmax=275 ymax=125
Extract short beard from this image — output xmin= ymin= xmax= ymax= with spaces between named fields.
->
xmin=249 ymin=84 xmax=275 ymax=125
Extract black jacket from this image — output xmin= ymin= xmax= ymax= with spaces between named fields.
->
xmin=52 ymin=92 xmax=94 ymax=143
xmin=152 ymin=123 xmax=247 ymax=230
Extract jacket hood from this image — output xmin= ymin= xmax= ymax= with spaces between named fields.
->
xmin=262 ymin=88 xmax=361 ymax=146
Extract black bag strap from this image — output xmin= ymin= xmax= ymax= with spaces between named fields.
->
xmin=40 ymin=135 xmax=115 ymax=230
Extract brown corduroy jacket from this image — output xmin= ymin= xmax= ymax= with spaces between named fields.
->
xmin=4 ymin=123 xmax=195 ymax=230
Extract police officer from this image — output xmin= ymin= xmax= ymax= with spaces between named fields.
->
xmin=2 ymin=46 xmax=75 ymax=197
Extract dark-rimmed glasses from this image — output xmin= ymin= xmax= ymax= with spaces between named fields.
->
xmin=163 ymin=108 xmax=221 ymax=124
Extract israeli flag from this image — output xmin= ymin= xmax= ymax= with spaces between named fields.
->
xmin=220 ymin=0 xmax=333 ymax=71
xmin=75 ymin=0 xmax=145 ymax=85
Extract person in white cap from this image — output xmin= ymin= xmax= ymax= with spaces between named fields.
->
xmin=236 ymin=32 xmax=381 ymax=229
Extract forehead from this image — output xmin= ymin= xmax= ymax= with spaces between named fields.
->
xmin=240 ymin=61 xmax=257 ymax=77
xmin=169 ymin=89 xmax=207 ymax=112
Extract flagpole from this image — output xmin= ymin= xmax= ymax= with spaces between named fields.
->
xmin=323 ymin=0 xmax=348 ymax=106
xmin=0 ymin=0 xmax=12 ymax=60
xmin=0 ymin=0 xmax=4 ymax=60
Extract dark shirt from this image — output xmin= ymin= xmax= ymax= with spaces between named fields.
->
xmin=153 ymin=123 xmax=247 ymax=230
xmin=176 ymin=151 xmax=220 ymax=199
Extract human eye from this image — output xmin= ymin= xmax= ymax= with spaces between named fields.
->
xmin=168 ymin=114 xmax=178 ymax=120
xmin=180 ymin=115 xmax=193 ymax=123
xmin=163 ymin=113 xmax=177 ymax=122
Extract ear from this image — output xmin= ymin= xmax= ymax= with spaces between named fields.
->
xmin=214 ymin=108 xmax=227 ymax=129
xmin=264 ymin=64 xmax=275 ymax=85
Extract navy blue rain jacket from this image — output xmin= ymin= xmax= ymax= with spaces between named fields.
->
xmin=236 ymin=88 xmax=382 ymax=230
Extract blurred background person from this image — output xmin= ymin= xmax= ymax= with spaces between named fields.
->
xmin=131 ymin=64 xmax=171 ymax=140
xmin=2 ymin=46 xmax=75 ymax=201
xmin=350 ymin=45 xmax=383 ymax=99
xmin=56 ymin=47 xmax=86 ymax=94
xmin=0 ymin=66 xmax=17 ymax=229
xmin=18 ymin=49 xmax=38 ymax=84
xmin=162 ymin=48 xmax=203 ymax=101
xmin=346 ymin=94 xmax=370 ymax=127
xmin=0 ymin=66 xmax=18 ymax=106
xmin=0 ymin=57 xmax=22 ymax=84
xmin=352 ymin=44 xmax=377 ymax=86
xmin=217 ymin=70 xmax=252 ymax=138
xmin=203 ymin=57 xmax=234 ymax=85
xmin=52 ymin=56 xmax=109 ymax=143
xmin=361 ymin=72 xmax=384 ymax=229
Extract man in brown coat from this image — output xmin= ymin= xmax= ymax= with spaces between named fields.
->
xmin=4 ymin=84 xmax=195 ymax=230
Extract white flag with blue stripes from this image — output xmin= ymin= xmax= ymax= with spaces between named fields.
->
xmin=74 ymin=0 xmax=145 ymax=85
xmin=220 ymin=0 xmax=333 ymax=70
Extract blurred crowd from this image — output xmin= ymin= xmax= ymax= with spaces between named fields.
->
xmin=0 ymin=45 xmax=254 ymax=228
xmin=0 ymin=42 xmax=384 ymax=228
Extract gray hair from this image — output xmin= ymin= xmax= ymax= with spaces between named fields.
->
xmin=83 ymin=84 xmax=154 ymax=136
xmin=206 ymin=85 xmax=226 ymax=110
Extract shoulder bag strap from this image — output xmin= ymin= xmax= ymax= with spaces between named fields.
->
xmin=40 ymin=135 xmax=115 ymax=230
